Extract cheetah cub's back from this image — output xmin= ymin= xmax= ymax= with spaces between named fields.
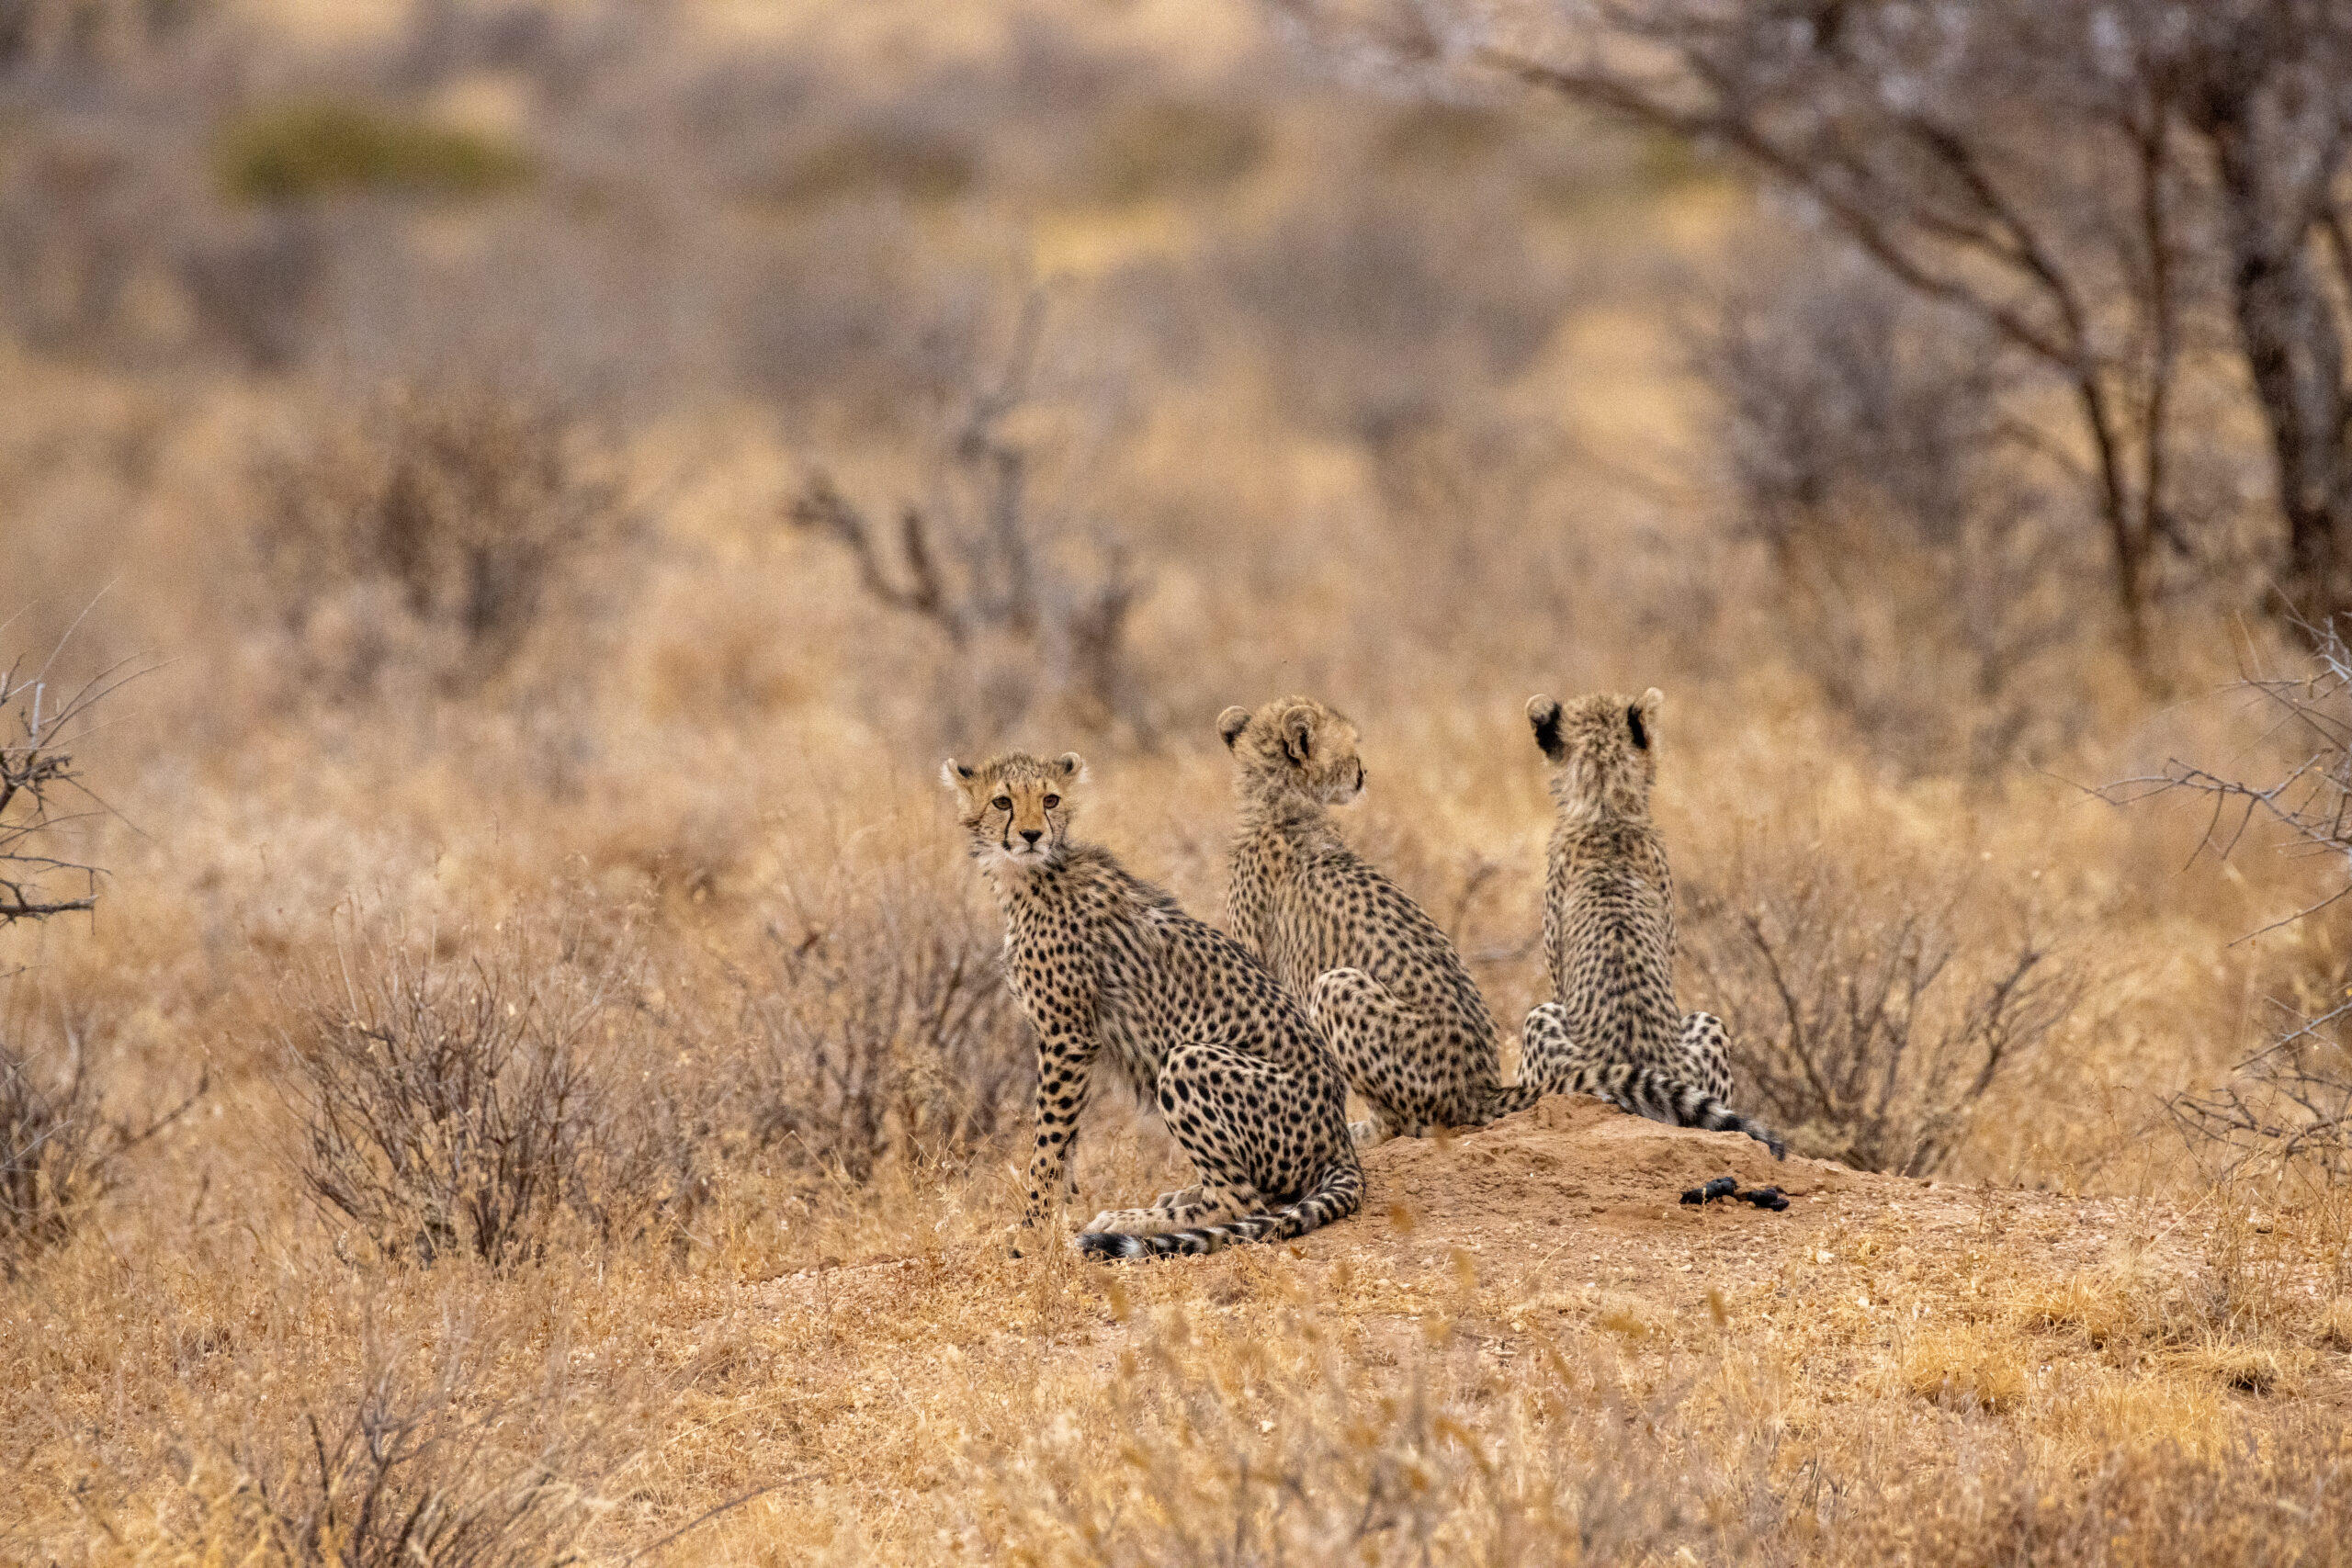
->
xmin=1519 ymin=688 xmax=1786 ymax=1158
xmin=1219 ymin=695 xmax=1544 ymax=1146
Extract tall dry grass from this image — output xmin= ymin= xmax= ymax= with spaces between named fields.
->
xmin=0 ymin=1 xmax=2345 ymax=1563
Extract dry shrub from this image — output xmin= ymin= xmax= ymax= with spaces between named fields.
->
xmin=1078 ymin=99 xmax=1264 ymax=206
xmin=2018 ymin=1267 xmax=2191 ymax=1356
xmin=0 ymin=1015 xmax=198 ymax=1280
xmin=277 ymin=919 xmax=668 ymax=1267
xmin=254 ymin=384 xmax=629 ymax=703
xmin=187 ymin=1318 xmax=619 ymax=1568
xmin=764 ymin=121 xmax=978 ymax=209
xmin=741 ymin=864 xmax=1028 ymax=1182
xmin=1682 ymin=838 xmax=2082 ymax=1175
xmin=1705 ymin=243 xmax=2092 ymax=773
xmin=2 ymin=651 xmax=120 ymax=924
xmin=2172 ymin=1340 xmax=2304 ymax=1397
xmin=178 ymin=209 xmax=327 ymax=370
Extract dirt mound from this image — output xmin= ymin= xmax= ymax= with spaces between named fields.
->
xmin=1307 ymin=1095 xmax=1883 ymax=1312
xmin=1369 ymin=1093 xmax=1860 ymax=1232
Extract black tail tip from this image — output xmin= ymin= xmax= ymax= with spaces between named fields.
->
xmin=1076 ymin=1231 xmax=1149 ymax=1260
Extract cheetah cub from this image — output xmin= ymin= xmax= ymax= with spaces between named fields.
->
xmin=944 ymin=750 xmax=1363 ymax=1258
xmin=1520 ymin=690 xmax=1786 ymax=1157
xmin=1219 ymin=696 xmax=1544 ymax=1148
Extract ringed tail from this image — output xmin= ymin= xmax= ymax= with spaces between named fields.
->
xmin=1075 ymin=1160 xmax=1363 ymax=1260
xmin=1665 ymin=1081 xmax=1787 ymax=1160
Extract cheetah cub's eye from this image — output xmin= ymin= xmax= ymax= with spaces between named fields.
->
xmin=1043 ymin=794 xmax=1060 ymax=809
xmin=991 ymin=795 xmax=1012 ymax=811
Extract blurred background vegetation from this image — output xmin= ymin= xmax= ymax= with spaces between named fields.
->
xmin=6 ymin=0 xmax=2352 ymax=1562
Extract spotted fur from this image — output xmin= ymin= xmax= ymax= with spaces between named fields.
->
xmin=944 ymin=750 xmax=1363 ymax=1258
xmin=1520 ymin=690 xmax=1786 ymax=1158
xmin=1218 ymin=696 xmax=1544 ymax=1148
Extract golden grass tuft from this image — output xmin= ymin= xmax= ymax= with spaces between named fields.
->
xmin=2174 ymin=1341 xmax=2308 ymax=1397
xmin=2322 ymin=1297 xmax=2352 ymax=1352
xmin=1894 ymin=1323 xmax=2030 ymax=1414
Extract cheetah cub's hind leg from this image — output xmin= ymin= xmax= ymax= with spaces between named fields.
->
xmin=1678 ymin=1010 xmax=1735 ymax=1103
xmin=1080 ymin=1040 xmax=1277 ymax=1237
xmin=1517 ymin=1000 xmax=1630 ymax=1111
xmin=1307 ymin=967 xmax=1439 ymax=1148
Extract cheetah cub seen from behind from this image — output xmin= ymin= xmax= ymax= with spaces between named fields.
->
xmin=1219 ymin=695 xmax=1545 ymax=1149
xmin=944 ymin=750 xmax=1363 ymax=1258
xmin=1520 ymin=689 xmax=1787 ymax=1158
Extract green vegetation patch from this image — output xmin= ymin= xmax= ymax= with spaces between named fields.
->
xmin=217 ymin=102 xmax=531 ymax=205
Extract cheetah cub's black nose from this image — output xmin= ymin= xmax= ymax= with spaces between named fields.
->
xmin=1022 ymin=829 xmax=1043 ymax=845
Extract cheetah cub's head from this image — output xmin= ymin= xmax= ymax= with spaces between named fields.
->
xmin=1525 ymin=689 xmax=1663 ymax=820
xmin=1216 ymin=695 xmax=1365 ymax=808
xmin=941 ymin=751 xmax=1085 ymax=871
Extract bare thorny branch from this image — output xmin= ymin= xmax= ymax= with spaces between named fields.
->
xmin=779 ymin=294 xmax=1153 ymax=739
xmin=2099 ymin=624 xmax=2352 ymax=1178
xmin=0 ymin=653 xmax=138 ymax=923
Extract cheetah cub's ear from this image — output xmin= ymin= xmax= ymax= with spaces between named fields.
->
xmin=940 ymin=758 xmax=977 ymax=793
xmin=1526 ymin=695 xmax=1566 ymax=761
xmin=1055 ymin=751 xmax=1088 ymax=784
xmin=1216 ymin=705 xmax=1251 ymax=750
xmin=1628 ymin=687 xmax=1664 ymax=751
xmin=1280 ymin=705 xmax=1315 ymax=766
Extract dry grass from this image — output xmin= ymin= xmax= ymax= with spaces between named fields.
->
xmin=0 ymin=1 xmax=2346 ymax=1563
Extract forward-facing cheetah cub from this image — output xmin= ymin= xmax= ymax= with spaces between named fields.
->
xmin=1520 ymin=690 xmax=1786 ymax=1157
xmin=944 ymin=750 xmax=1363 ymax=1258
xmin=1219 ymin=696 xmax=1544 ymax=1148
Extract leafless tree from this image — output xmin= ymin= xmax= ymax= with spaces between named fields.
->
xmin=783 ymin=297 xmax=1151 ymax=742
xmin=1280 ymin=0 xmax=2352 ymax=660
xmin=1702 ymin=243 xmax=2088 ymax=771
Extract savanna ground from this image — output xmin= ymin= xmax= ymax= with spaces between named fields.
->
xmin=4 ymin=1 xmax=2352 ymax=1562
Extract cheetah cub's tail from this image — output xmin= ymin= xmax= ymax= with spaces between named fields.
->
xmin=1075 ymin=1160 xmax=1363 ymax=1260
xmin=1657 ymin=1078 xmax=1788 ymax=1161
